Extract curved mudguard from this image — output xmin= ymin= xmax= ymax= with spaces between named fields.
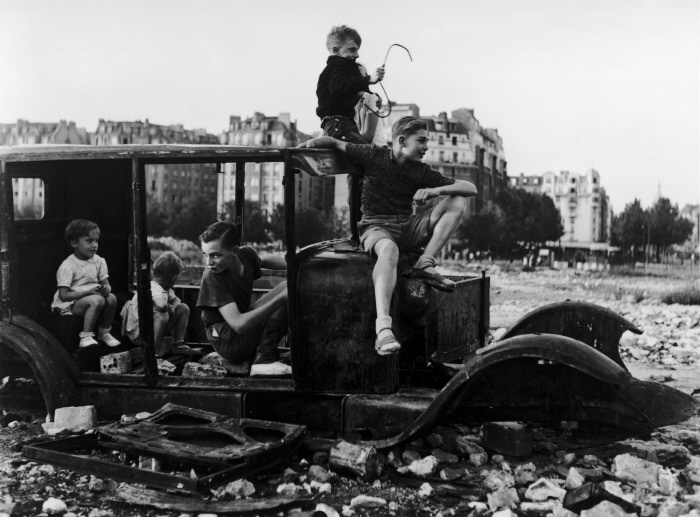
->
xmin=499 ymin=300 xmax=641 ymax=370
xmin=0 ymin=316 xmax=78 ymax=415
xmin=360 ymin=334 xmax=694 ymax=449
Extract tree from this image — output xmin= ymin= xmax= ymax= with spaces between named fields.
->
xmin=220 ymin=200 xmax=272 ymax=244
xmin=649 ymin=197 xmax=694 ymax=262
xmin=146 ymin=199 xmax=169 ymax=237
xmin=457 ymin=206 xmax=504 ymax=252
xmin=168 ymin=194 xmax=218 ymax=242
xmin=610 ymin=199 xmax=647 ymax=261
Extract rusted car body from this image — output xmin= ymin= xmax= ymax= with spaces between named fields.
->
xmin=0 ymin=144 xmax=694 ymax=448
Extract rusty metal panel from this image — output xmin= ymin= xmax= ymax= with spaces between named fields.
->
xmin=78 ymin=387 xmax=244 ymax=421
xmin=425 ymin=275 xmax=489 ymax=362
xmin=244 ymin=390 xmax=345 ymax=438
xmin=343 ymin=392 xmax=434 ymax=442
xmin=294 ymin=245 xmax=398 ymax=394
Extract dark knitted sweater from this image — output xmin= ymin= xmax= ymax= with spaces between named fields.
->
xmin=316 ymin=56 xmax=371 ymax=120
xmin=345 ymin=144 xmax=456 ymax=217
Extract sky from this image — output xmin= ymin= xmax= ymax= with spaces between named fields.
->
xmin=1 ymin=0 xmax=698 ymax=213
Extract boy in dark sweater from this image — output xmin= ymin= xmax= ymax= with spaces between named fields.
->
xmin=316 ymin=25 xmax=385 ymax=144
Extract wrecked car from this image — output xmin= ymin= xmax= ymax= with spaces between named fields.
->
xmin=0 ymin=143 xmax=694 ymax=451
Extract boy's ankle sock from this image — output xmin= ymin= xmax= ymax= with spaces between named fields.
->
xmin=78 ymin=332 xmax=98 ymax=348
xmin=375 ymin=315 xmax=393 ymax=336
xmin=98 ymin=327 xmax=121 ymax=347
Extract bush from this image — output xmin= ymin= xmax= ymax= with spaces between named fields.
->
xmin=661 ymin=286 xmax=700 ymax=305
xmin=147 ymin=236 xmax=202 ymax=266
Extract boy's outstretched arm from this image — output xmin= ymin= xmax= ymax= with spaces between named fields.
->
xmin=297 ymin=136 xmax=347 ymax=152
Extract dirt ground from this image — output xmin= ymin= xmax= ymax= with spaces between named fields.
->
xmin=1 ymin=263 xmax=699 ymax=516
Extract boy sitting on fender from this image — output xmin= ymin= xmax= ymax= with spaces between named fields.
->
xmin=299 ymin=116 xmax=477 ymax=356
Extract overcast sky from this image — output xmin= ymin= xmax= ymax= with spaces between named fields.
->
xmin=1 ymin=0 xmax=698 ymax=212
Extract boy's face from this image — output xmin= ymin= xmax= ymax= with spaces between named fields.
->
xmin=201 ymin=239 xmax=236 ymax=274
xmin=71 ymin=230 xmax=99 ymax=260
xmin=334 ymin=39 xmax=359 ymax=61
xmin=397 ymin=129 xmax=429 ymax=163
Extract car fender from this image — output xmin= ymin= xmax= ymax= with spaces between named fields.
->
xmin=0 ymin=317 xmax=78 ymax=415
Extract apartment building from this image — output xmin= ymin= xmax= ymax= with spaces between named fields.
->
xmin=512 ymin=169 xmax=611 ymax=243
xmin=218 ymin=112 xmax=334 ymax=216
xmin=0 ymin=119 xmax=88 ymax=145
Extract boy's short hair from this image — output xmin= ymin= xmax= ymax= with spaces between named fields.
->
xmin=391 ymin=116 xmax=428 ymax=141
xmin=153 ymin=251 xmax=183 ymax=279
xmin=199 ymin=221 xmax=240 ymax=250
xmin=326 ymin=25 xmax=361 ymax=53
xmin=65 ymin=219 xmax=100 ymax=245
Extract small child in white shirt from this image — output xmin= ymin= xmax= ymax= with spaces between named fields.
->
xmin=121 ymin=251 xmax=190 ymax=356
xmin=51 ymin=219 xmax=121 ymax=348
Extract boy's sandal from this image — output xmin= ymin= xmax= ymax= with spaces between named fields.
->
xmin=410 ymin=267 xmax=456 ymax=292
xmin=375 ymin=333 xmax=401 ymax=356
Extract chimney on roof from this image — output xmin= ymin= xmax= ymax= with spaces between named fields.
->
xmin=278 ymin=112 xmax=291 ymax=129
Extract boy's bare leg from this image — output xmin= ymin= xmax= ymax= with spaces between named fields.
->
xmin=170 ymin=304 xmax=190 ymax=344
xmin=97 ymin=293 xmax=120 ymax=346
xmin=412 ymin=196 xmax=468 ymax=285
xmin=423 ymin=196 xmax=468 ymax=262
xmin=72 ymin=294 xmax=106 ymax=332
xmin=153 ymin=311 xmax=169 ymax=345
xmin=372 ymin=238 xmax=401 ymax=355
xmin=97 ymin=293 xmax=118 ymax=329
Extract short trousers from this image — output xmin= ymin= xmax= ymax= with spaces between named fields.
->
xmin=321 ymin=116 xmax=366 ymax=144
xmin=205 ymin=322 xmax=260 ymax=364
xmin=358 ymin=206 xmax=435 ymax=255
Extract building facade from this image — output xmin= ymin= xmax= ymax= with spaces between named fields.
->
xmin=511 ymin=169 xmax=611 ymax=243
xmin=92 ymin=119 xmax=220 ymax=212
xmin=334 ymin=104 xmax=508 ymax=214
xmin=218 ymin=112 xmax=334 ymax=216
xmin=0 ymin=119 xmax=88 ymax=145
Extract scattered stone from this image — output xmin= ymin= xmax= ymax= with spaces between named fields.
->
xmin=657 ymin=467 xmax=682 ymax=496
xmin=617 ymin=439 xmax=691 ymax=468
xmin=580 ymin=500 xmax=636 ymax=517
xmin=520 ymin=500 xmax=562 ymax=513
xmin=100 ymin=351 xmax=132 ymax=374
xmin=42 ymin=497 xmax=67 ymax=514
xmin=439 ymin=467 xmax=466 ymax=481
xmin=418 ymin=482 xmax=433 ymax=498
xmin=53 ymin=405 xmax=97 ymax=432
xmin=455 ymin=436 xmax=486 ymax=456
xmin=612 ymin=453 xmax=660 ymax=486
xmin=283 ymin=467 xmax=298 ymax=483
xmin=225 ymin=478 xmax=255 ymax=498
xmin=431 ymin=449 xmax=458 ymax=465
xmin=657 ymin=498 xmax=690 ymax=517
xmin=402 ymin=449 xmax=421 ymax=464
xmin=315 ymin=503 xmax=340 ymax=517
xmin=662 ymin=428 xmax=700 ymax=454
xmin=88 ymin=475 xmax=105 ymax=491
xmin=470 ymin=451 xmax=488 ymax=467
xmin=308 ymin=465 xmax=332 ymax=483
xmin=406 ymin=455 xmax=439 ymax=477
xmin=200 ymin=352 xmax=249 ymax=375
xmin=349 ymin=495 xmax=386 ymax=508
xmin=482 ymin=422 xmax=533 ymax=457
xmin=276 ymin=483 xmax=305 ymax=496
xmin=566 ymin=467 xmax=585 ymax=489
xmin=483 ymin=469 xmax=515 ymax=491
xmin=310 ymin=480 xmax=332 ymax=493
xmin=181 ymin=362 xmax=227 ymax=377
xmin=493 ymin=509 xmax=517 ymax=517
xmin=156 ymin=358 xmax=176 ymax=375
xmin=564 ymin=482 xmax=641 ymax=515
xmin=513 ymin=462 xmax=537 ymax=486
xmin=492 ymin=454 xmax=505 ymax=465
xmin=487 ymin=487 xmax=520 ymax=511
xmin=525 ymin=478 xmax=566 ymax=501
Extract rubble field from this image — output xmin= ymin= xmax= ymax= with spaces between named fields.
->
xmin=1 ymin=264 xmax=699 ymax=517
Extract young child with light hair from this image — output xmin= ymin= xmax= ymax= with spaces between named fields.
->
xmin=121 ymin=251 xmax=190 ymax=356
xmin=51 ymin=219 xmax=121 ymax=348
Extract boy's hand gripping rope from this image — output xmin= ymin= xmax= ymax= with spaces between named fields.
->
xmin=365 ymin=43 xmax=413 ymax=119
